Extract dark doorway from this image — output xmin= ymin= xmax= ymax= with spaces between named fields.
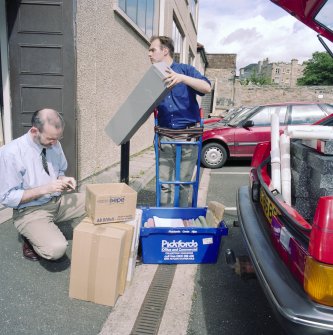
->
xmin=6 ymin=0 xmax=77 ymax=178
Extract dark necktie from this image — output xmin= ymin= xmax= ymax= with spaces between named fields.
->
xmin=41 ymin=148 xmax=50 ymax=175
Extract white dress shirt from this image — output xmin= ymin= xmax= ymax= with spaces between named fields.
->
xmin=0 ymin=130 xmax=67 ymax=209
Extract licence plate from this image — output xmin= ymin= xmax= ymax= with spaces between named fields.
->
xmin=260 ymin=187 xmax=280 ymax=223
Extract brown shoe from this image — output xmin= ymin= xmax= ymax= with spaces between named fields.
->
xmin=22 ymin=238 xmax=40 ymax=261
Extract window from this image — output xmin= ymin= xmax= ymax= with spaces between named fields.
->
xmin=275 ymin=68 xmax=280 ymax=74
xmin=118 ymin=0 xmax=156 ymax=38
xmin=314 ymin=0 xmax=333 ymax=31
xmin=173 ymin=20 xmax=184 ymax=63
xmin=250 ymin=106 xmax=287 ymax=126
xmin=188 ymin=48 xmax=194 ymax=65
xmin=290 ymin=105 xmax=326 ymax=125
xmin=189 ymin=0 xmax=197 ymax=23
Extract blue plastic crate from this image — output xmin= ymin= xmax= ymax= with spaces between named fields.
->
xmin=140 ymin=207 xmax=228 ymax=264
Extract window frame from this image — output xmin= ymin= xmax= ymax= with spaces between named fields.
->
xmin=114 ymin=0 xmax=158 ymax=42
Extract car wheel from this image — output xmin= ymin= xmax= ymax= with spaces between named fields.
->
xmin=201 ymin=142 xmax=227 ymax=168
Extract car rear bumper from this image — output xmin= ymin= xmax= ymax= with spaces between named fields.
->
xmin=237 ymin=185 xmax=333 ymax=335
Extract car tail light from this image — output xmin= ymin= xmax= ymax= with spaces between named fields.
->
xmin=304 ymin=197 xmax=333 ymax=306
xmin=309 ymin=196 xmax=333 ymax=264
xmin=304 ymin=256 xmax=333 ymax=306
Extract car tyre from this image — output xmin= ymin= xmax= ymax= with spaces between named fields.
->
xmin=201 ymin=142 xmax=227 ymax=168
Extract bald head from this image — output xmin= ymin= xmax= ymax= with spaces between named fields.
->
xmin=31 ymin=108 xmax=65 ymax=132
xmin=30 ymin=108 xmax=65 ymax=147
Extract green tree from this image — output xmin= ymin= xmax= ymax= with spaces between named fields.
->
xmin=298 ymin=51 xmax=333 ymax=85
xmin=240 ymin=69 xmax=270 ymax=85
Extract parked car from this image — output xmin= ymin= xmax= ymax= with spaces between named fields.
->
xmin=204 ymin=106 xmax=253 ymax=128
xmin=203 ymin=117 xmax=222 ymax=125
xmin=201 ymin=102 xmax=333 ymax=168
xmin=237 ymin=1 xmax=333 ymax=334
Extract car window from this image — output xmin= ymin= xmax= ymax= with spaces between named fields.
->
xmin=290 ymin=105 xmax=327 ymax=125
xmin=250 ymin=106 xmax=287 ymax=126
xmin=322 ymin=104 xmax=333 ymax=114
xmin=228 ymin=107 xmax=258 ymax=126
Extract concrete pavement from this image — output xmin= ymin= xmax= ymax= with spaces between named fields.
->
xmin=0 ymin=145 xmax=213 ymax=335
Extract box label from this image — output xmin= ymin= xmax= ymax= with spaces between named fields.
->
xmin=161 ymin=239 xmax=198 ymax=261
xmin=95 ymin=214 xmax=134 ymax=224
xmin=202 ymin=237 xmax=213 ymax=245
xmin=97 ymin=196 xmax=125 ymax=204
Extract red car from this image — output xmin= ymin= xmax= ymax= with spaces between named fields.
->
xmin=201 ymin=102 xmax=333 ymax=168
xmin=237 ymin=1 xmax=333 ymax=334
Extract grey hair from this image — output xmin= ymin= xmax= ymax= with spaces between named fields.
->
xmin=31 ymin=108 xmax=65 ymax=132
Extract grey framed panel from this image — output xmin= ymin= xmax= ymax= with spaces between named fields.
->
xmin=20 ymin=45 xmax=63 ymax=75
xmin=18 ymin=2 xmax=63 ymax=34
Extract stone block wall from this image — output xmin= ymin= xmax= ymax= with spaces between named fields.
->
xmin=290 ymin=140 xmax=333 ymax=222
xmin=234 ymin=83 xmax=333 ymax=107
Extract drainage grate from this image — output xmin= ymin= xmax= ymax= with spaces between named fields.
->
xmin=130 ymin=264 xmax=176 ymax=335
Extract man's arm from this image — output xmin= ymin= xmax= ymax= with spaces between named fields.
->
xmin=20 ymin=178 xmax=75 ymax=204
xmin=164 ymin=68 xmax=211 ymax=94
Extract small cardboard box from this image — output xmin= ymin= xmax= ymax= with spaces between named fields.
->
xmin=85 ymin=183 xmax=137 ymax=224
xmin=69 ymin=217 xmax=125 ymax=306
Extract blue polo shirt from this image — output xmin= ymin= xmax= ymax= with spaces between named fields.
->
xmin=157 ymin=62 xmax=211 ymax=129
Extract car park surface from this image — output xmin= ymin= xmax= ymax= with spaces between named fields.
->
xmin=236 ymin=1 xmax=333 ymax=332
xmin=201 ymin=102 xmax=333 ymax=168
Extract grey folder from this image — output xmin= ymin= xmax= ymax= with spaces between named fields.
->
xmin=105 ymin=62 xmax=170 ymax=145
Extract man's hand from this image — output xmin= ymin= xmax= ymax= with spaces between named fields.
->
xmin=164 ymin=68 xmax=184 ymax=89
xmin=58 ymin=176 xmax=77 ymax=191
xmin=164 ymin=67 xmax=211 ymax=94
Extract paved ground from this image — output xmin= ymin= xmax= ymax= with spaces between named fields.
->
xmin=0 ymin=147 xmax=283 ymax=335
xmin=0 ymin=147 xmax=156 ymax=335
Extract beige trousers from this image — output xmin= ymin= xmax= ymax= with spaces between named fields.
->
xmin=13 ymin=193 xmax=85 ymax=260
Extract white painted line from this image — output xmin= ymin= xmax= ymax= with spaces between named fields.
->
xmin=225 ymin=207 xmax=237 ymax=211
xmin=211 ymin=172 xmax=249 ymax=175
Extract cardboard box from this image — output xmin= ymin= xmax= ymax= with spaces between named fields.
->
xmin=106 ymin=222 xmax=134 ymax=295
xmin=69 ymin=217 xmax=125 ymax=306
xmin=105 ymin=62 xmax=170 ymax=145
xmin=140 ymin=207 xmax=228 ymax=264
xmin=85 ymin=183 xmax=137 ymax=224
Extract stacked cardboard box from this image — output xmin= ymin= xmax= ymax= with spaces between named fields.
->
xmin=69 ymin=183 xmax=141 ymax=306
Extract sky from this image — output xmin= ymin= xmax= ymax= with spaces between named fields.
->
xmin=197 ymin=0 xmax=328 ymax=72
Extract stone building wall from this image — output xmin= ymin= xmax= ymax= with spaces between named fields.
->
xmin=205 ymin=54 xmax=236 ymax=112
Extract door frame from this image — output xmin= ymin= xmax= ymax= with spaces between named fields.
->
xmin=0 ymin=0 xmax=12 ymax=144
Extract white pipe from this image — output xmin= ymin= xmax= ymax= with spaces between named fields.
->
xmin=285 ymin=125 xmax=333 ymax=135
xmin=270 ymin=112 xmax=281 ymax=193
xmin=280 ymin=134 xmax=291 ymax=205
xmin=288 ymin=130 xmax=333 ymax=140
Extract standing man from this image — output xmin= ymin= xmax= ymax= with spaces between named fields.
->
xmin=0 ymin=108 xmax=85 ymax=261
xmin=148 ymin=36 xmax=211 ymax=206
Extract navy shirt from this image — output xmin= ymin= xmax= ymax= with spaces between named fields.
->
xmin=157 ymin=62 xmax=211 ymax=129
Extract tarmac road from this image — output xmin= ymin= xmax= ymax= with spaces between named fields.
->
xmin=187 ymin=160 xmax=286 ymax=335
xmin=136 ymin=160 xmax=286 ymax=335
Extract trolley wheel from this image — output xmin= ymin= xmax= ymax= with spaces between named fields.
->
xmin=201 ymin=142 xmax=227 ymax=168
